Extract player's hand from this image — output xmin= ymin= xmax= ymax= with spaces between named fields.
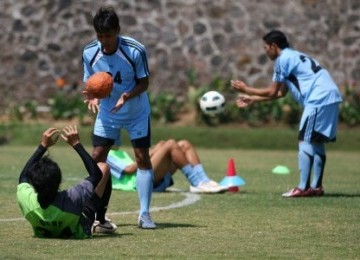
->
xmin=231 ymin=80 xmax=248 ymax=93
xmin=61 ymin=125 xmax=80 ymax=147
xmin=84 ymin=96 xmax=99 ymax=114
xmin=236 ymin=95 xmax=254 ymax=108
xmin=82 ymin=90 xmax=97 ymax=100
xmin=40 ymin=127 xmax=60 ymax=148
xmin=111 ymin=93 xmax=130 ymax=113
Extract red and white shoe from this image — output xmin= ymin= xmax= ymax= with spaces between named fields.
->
xmin=307 ymin=187 xmax=325 ymax=197
xmin=281 ymin=187 xmax=309 ymax=197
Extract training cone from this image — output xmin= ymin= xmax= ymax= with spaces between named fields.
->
xmin=219 ymin=158 xmax=246 ymax=192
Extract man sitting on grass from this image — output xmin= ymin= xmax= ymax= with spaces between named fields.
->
xmin=108 ymin=139 xmax=228 ymax=193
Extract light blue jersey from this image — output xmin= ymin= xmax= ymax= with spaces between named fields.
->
xmin=273 ymin=48 xmax=342 ymax=107
xmin=82 ymin=35 xmax=150 ymax=122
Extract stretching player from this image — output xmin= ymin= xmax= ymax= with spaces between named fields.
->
xmin=108 ymin=139 xmax=228 ymax=193
xmin=231 ymin=30 xmax=342 ymax=197
xmin=17 ymin=126 xmax=114 ymax=238
xmin=82 ymin=6 xmax=155 ymax=229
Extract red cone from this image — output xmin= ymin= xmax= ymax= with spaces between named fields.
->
xmin=220 ymin=158 xmax=246 ymax=193
xmin=228 ymin=186 xmax=239 ymax=192
xmin=227 ymin=158 xmax=237 ymax=177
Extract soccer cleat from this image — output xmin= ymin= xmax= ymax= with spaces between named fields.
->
xmin=206 ymin=180 xmax=229 ymax=192
xmin=138 ymin=213 xmax=156 ymax=229
xmin=307 ymin=186 xmax=325 ymax=197
xmin=281 ymin=187 xmax=309 ymax=197
xmin=190 ymin=181 xmax=228 ymax=194
xmin=92 ymin=220 xmax=117 ymax=234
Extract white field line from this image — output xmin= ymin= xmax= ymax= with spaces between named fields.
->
xmin=0 ymin=189 xmax=200 ymax=222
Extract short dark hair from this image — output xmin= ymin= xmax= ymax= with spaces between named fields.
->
xmin=93 ymin=6 xmax=120 ymax=33
xmin=263 ymin=30 xmax=290 ymax=49
xmin=28 ymin=157 xmax=62 ymax=208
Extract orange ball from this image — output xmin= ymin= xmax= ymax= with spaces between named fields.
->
xmin=85 ymin=72 xmax=113 ymax=99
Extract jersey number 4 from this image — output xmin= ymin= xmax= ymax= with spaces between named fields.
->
xmin=114 ymin=71 xmax=122 ymax=84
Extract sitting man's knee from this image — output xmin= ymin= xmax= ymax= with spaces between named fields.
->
xmin=177 ymin=140 xmax=191 ymax=149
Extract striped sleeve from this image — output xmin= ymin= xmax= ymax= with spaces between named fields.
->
xmin=121 ymin=37 xmax=150 ymax=79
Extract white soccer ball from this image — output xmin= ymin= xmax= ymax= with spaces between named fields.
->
xmin=199 ymin=91 xmax=225 ymax=116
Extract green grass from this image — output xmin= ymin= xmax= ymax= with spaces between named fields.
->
xmin=1 ymin=123 xmax=359 ymax=151
xmin=0 ymin=138 xmax=359 ymax=259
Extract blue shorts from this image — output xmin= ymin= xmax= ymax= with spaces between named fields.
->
xmin=298 ymin=103 xmax=340 ymax=143
xmin=153 ymin=173 xmax=174 ymax=192
xmin=93 ymin=116 xmax=151 ymax=148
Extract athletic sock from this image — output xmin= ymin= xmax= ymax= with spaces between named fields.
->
xmin=96 ymin=176 xmax=112 ymax=223
xmin=311 ymin=143 xmax=326 ymax=189
xmin=181 ymin=164 xmax=200 ymax=187
xmin=136 ymin=168 xmax=154 ymax=216
xmin=298 ymin=142 xmax=314 ymax=190
xmin=193 ymin=164 xmax=211 ymax=183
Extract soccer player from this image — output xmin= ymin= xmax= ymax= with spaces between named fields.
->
xmin=108 ymin=139 xmax=228 ymax=193
xmin=17 ymin=125 xmax=114 ymax=238
xmin=82 ymin=6 xmax=155 ymax=228
xmin=231 ymin=30 xmax=343 ymax=197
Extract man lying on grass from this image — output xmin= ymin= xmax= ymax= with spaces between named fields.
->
xmin=17 ymin=125 xmax=115 ymax=238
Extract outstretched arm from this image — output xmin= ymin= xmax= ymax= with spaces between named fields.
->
xmin=111 ymin=77 xmax=149 ymax=113
xmin=18 ymin=128 xmax=60 ymax=184
xmin=61 ymin=125 xmax=102 ymax=186
xmin=231 ymin=80 xmax=287 ymax=99
xmin=232 ymin=81 xmax=288 ymax=108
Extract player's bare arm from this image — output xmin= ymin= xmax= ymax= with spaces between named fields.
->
xmin=123 ymin=163 xmax=138 ymax=174
xmin=231 ymin=80 xmax=286 ymax=98
xmin=111 ymin=76 xmax=149 ymax=113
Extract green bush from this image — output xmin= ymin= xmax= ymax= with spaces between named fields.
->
xmin=339 ymin=85 xmax=360 ymax=126
xmin=149 ymin=91 xmax=184 ymax=123
xmin=49 ymin=91 xmax=88 ymax=122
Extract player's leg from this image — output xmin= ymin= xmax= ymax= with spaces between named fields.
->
xmin=311 ymin=143 xmax=326 ymax=192
xmin=149 ymin=140 xmax=176 ymax=184
xmin=176 ymin=140 xmax=227 ymax=193
xmin=177 ymin=140 xmax=211 ymax=183
xmin=298 ymin=141 xmax=313 ymax=191
xmin=91 ymin=137 xmax=113 ymax=224
xmin=128 ymin=117 xmax=156 ymax=229
xmin=160 ymin=139 xmax=203 ymax=186
xmin=94 ymin=162 xmax=110 ymax=198
xmin=310 ymin=103 xmax=340 ymax=195
xmin=84 ymin=162 xmax=116 ymax=234
xmin=92 ymin=118 xmax=119 ymax=227
xmin=283 ymin=107 xmax=316 ymax=197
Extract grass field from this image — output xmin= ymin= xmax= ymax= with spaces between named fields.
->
xmin=0 ymin=125 xmax=359 ymax=259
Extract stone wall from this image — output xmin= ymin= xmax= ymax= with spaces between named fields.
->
xmin=1 ymin=0 xmax=359 ymax=109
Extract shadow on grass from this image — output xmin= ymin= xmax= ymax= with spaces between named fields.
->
xmin=92 ymin=233 xmax=124 ymax=239
xmin=116 ymin=222 xmax=202 ymax=229
xmin=154 ymin=222 xmax=203 ymax=229
xmin=324 ymin=193 xmax=360 ymax=198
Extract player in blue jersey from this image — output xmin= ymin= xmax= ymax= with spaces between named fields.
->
xmin=231 ymin=30 xmax=342 ymax=197
xmin=82 ymin=6 xmax=156 ymax=228
xmin=17 ymin=125 xmax=114 ymax=238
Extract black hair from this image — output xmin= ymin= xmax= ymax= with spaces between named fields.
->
xmin=262 ymin=30 xmax=290 ymax=49
xmin=28 ymin=157 xmax=62 ymax=208
xmin=93 ymin=6 xmax=120 ymax=33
